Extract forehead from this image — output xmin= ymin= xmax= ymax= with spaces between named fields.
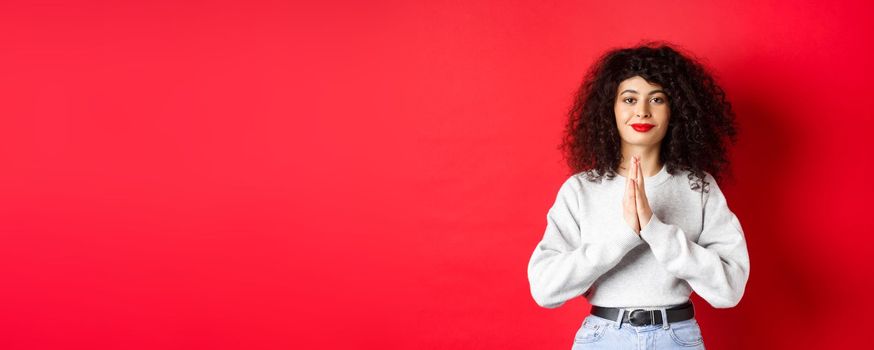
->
xmin=617 ymin=76 xmax=664 ymax=93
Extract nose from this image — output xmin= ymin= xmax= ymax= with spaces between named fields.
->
xmin=635 ymin=103 xmax=650 ymax=118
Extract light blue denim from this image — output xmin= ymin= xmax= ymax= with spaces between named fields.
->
xmin=570 ymin=311 xmax=705 ymax=349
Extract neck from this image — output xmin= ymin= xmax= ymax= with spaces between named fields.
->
xmin=617 ymin=144 xmax=663 ymax=177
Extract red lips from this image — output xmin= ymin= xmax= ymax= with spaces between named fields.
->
xmin=631 ymin=123 xmax=655 ymax=132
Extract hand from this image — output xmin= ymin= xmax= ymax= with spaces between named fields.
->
xmin=623 ymin=156 xmax=641 ymax=235
xmin=632 ymin=156 xmax=654 ymax=230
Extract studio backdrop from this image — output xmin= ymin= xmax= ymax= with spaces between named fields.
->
xmin=0 ymin=1 xmax=871 ymax=349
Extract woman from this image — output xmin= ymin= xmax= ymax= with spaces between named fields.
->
xmin=526 ymin=42 xmax=750 ymax=350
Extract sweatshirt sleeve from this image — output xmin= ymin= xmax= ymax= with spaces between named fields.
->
xmin=527 ymin=176 xmax=644 ymax=309
xmin=639 ymin=173 xmax=751 ymax=308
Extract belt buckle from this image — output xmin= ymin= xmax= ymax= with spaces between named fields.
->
xmin=628 ymin=309 xmax=653 ymax=326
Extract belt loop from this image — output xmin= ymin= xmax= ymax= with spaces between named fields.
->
xmin=614 ymin=309 xmax=625 ymax=329
xmin=660 ymin=308 xmax=669 ymax=330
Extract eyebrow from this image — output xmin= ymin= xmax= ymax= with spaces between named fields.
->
xmin=620 ymin=89 xmax=666 ymax=95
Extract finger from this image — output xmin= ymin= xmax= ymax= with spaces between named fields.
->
xmin=626 ymin=158 xmax=636 ymax=199
xmin=631 ymin=158 xmax=640 ymax=207
xmin=633 ymin=176 xmax=640 ymax=201
xmin=630 ymin=179 xmax=638 ymax=229
xmin=636 ymin=156 xmax=645 ymax=189
xmin=634 ymin=185 xmax=652 ymax=230
xmin=633 ymin=161 xmax=647 ymax=205
xmin=632 ymin=163 xmax=652 ymax=228
xmin=625 ymin=157 xmax=634 ymax=192
xmin=637 ymin=159 xmax=649 ymax=204
xmin=634 ymin=177 xmax=648 ymax=227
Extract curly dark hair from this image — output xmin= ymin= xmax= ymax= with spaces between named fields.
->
xmin=560 ymin=41 xmax=738 ymax=190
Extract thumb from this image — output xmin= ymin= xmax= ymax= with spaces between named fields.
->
xmin=630 ymin=179 xmax=640 ymax=230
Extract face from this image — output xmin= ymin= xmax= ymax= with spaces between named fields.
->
xmin=614 ymin=75 xmax=670 ymax=147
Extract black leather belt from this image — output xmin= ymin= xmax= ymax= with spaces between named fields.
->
xmin=590 ymin=301 xmax=694 ymax=327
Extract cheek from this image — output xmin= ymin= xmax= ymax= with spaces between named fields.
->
xmin=659 ymin=111 xmax=670 ymax=135
xmin=657 ymin=106 xmax=670 ymax=122
xmin=614 ymin=104 xmax=630 ymax=119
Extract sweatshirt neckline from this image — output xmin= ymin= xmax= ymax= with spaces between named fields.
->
xmin=614 ymin=162 xmax=670 ymax=187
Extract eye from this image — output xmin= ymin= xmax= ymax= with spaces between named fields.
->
xmin=622 ymin=97 xmax=636 ymax=104
xmin=651 ymin=97 xmax=666 ymax=104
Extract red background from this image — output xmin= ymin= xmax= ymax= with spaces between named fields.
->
xmin=1 ymin=0 xmax=872 ymax=349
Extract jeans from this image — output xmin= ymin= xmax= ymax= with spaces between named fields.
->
xmin=570 ymin=312 xmax=705 ymax=349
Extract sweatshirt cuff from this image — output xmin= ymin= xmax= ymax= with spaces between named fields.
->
xmin=615 ymin=220 xmax=645 ymax=253
xmin=639 ymin=213 xmax=670 ymax=243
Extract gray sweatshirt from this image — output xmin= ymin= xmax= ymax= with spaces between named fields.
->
xmin=526 ymin=164 xmax=750 ymax=310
